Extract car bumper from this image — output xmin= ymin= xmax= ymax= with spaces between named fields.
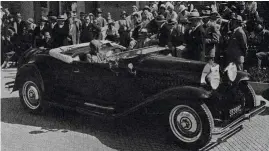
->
xmin=200 ymin=100 xmax=266 ymax=151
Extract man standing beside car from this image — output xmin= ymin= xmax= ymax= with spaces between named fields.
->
xmin=226 ymin=15 xmax=248 ymax=71
xmin=185 ymin=11 xmax=206 ymax=62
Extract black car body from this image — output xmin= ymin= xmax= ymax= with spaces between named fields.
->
xmin=13 ymin=41 xmax=266 ymax=150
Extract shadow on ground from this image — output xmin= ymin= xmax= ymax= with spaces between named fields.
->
xmin=1 ymin=97 xmax=190 ymax=151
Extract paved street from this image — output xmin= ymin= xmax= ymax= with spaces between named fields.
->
xmin=1 ymin=68 xmax=269 ymax=151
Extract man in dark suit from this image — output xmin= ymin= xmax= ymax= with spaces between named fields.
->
xmin=15 ymin=13 xmax=27 ymax=36
xmin=155 ymin=15 xmax=169 ymax=47
xmin=34 ymin=16 xmax=49 ymax=47
xmin=226 ymin=15 xmax=248 ymax=71
xmin=185 ymin=12 xmax=206 ymax=61
xmin=80 ymin=15 xmax=101 ymax=43
xmin=39 ymin=31 xmax=53 ymax=49
xmin=52 ymin=15 xmax=69 ymax=47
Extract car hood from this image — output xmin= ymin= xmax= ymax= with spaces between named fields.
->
xmin=137 ymin=54 xmax=206 ymax=73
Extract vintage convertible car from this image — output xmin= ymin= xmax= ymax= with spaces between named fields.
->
xmin=13 ymin=40 xmax=266 ymax=150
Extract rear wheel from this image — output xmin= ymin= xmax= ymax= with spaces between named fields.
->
xmin=19 ymin=76 xmax=46 ymax=114
xmin=168 ymin=101 xmax=214 ymax=150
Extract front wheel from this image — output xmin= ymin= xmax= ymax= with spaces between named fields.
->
xmin=19 ymin=76 xmax=46 ymax=114
xmin=168 ymin=101 xmax=214 ymax=150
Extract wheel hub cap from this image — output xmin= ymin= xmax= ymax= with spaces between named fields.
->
xmin=169 ymin=105 xmax=202 ymax=143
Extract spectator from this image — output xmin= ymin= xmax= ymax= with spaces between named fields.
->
xmin=15 ymin=13 xmax=27 ymax=35
xmin=185 ymin=11 xmax=206 ymax=61
xmin=226 ymin=15 xmax=248 ymax=71
xmin=204 ymin=12 xmax=221 ymax=63
xmin=1 ymin=28 xmax=17 ymax=68
xmin=177 ymin=5 xmax=190 ymax=24
xmin=34 ymin=16 xmax=49 ymax=47
xmin=26 ymin=18 xmax=36 ymax=33
xmin=166 ymin=3 xmax=178 ymax=21
xmin=39 ymin=31 xmax=53 ymax=49
xmin=156 ymin=15 xmax=170 ymax=47
xmin=166 ymin=19 xmax=182 ymax=57
xmin=143 ymin=6 xmax=154 ymax=20
xmin=149 ymin=2 xmax=158 ymax=13
xmin=95 ymin=8 xmax=107 ymax=40
xmin=48 ymin=16 xmax=57 ymax=34
xmin=89 ymin=13 xmax=95 ymax=24
xmin=106 ymin=12 xmax=113 ymax=23
xmin=141 ymin=10 xmax=151 ymax=28
xmin=219 ymin=2 xmax=232 ymax=20
xmin=80 ymin=12 xmax=86 ymax=24
xmin=253 ymin=24 xmax=269 ymax=70
xmin=80 ymin=15 xmax=101 ymax=43
xmin=159 ymin=4 xmax=169 ymax=19
xmin=68 ymin=12 xmax=81 ymax=44
xmin=129 ymin=12 xmax=150 ymax=49
xmin=118 ymin=11 xmax=131 ymax=47
xmin=105 ymin=20 xmax=119 ymax=42
xmin=52 ymin=15 xmax=69 ymax=47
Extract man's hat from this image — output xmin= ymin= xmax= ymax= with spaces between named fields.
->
xmin=40 ymin=16 xmax=48 ymax=22
xmin=188 ymin=11 xmax=202 ymax=20
xmin=16 ymin=13 xmax=22 ymax=18
xmin=57 ymin=15 xmax=66 ymax=21
xmin=178 ymin=5 xmax=187 ymax=13
xmin=132 ymin=5 xmax=138 ymax=10
xmin=121 ymin=11 xmax=127 ymax=16
xmin=160 ymin=4 xmax=166 ymax=9
xmin=107 ymin=20 xmax=115 ymax=25
xmin=231 ymin=14 xmax=243 ymax=23
xmin=88 ymin=13 xmax=94 ymax=17
xmin=155 ymin=15 xmax=166 ymax=23
xmin=97 ymin=8 xmax=102 ymax=13
xmin=132 ymin=12 xmax=140 ymax=18
xmin=27 ymin=18 xmax=34 ymax=24
xmin=49 ymin=16 xmax=57 ymax=21
xmin=167 ymin=18 xmax=177 ymax=25
xmin=210 ymin=11 xmax=221 ymax=20
xmin=143 ymin=5 xmax=151 ymax=11
xmin=166 ymin=3 xmax=174 ymax=10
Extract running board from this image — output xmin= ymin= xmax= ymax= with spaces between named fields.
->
xmin=84 ymin=102 xmax=115 ymax=111
xmin=199 ymin=101 xmax=266 ymax=151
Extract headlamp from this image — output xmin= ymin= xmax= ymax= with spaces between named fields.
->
xmin=224 ymin=62 xmax=237 ymax=82
xmin=201 ymin=63 xmax=220 ymax=90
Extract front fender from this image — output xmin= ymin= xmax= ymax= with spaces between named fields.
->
xmin=13 ymin=63 xmax=44 ymax=92
xmin=118 ymin=86 xmax=212 ymax=117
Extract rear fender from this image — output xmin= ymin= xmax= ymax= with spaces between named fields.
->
xmin=13 ymin=64 xmax=44 ymax=92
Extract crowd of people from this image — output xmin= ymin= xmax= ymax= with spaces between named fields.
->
xmin=1 ymin=1 xmax=269 ymax=70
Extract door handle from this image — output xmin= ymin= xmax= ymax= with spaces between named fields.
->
xmin=73 ymin=68 xmax=80 ymax=73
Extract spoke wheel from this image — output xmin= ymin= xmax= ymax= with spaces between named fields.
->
xmin=168 ymin=101 xmax=214 ymax=150
xmin=22 ymin=81 xmax=41 ymax=110
xmin=19 ymin=76 xmax=46 ymax=114
xmin=169 ymin=105 xmax=202 ymax=143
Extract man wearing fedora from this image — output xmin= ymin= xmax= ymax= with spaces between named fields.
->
xmin=34 ymin=16 xmax=49 ymax=47
xmin=204 ymin=11 xmax=221 ymax=63
xmin=15 ymin=13 xmax=27 ymax=36
xmin=52 ymin=15 xmax=69 ymax=47
xmin=185 ymin=11 xmax=206 ymax=61
xmin=226 ymin=14 xmax=248 ymax=71
xmin=118 ymin=11 xmax=131 ymax=47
